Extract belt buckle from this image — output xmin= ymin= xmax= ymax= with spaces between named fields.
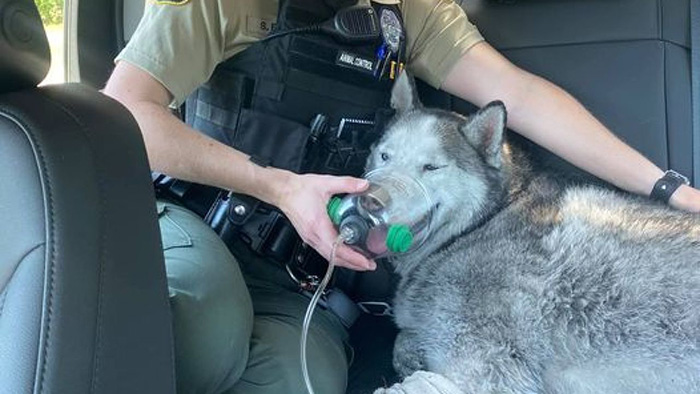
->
xmin=286 ymin=264 xmax=321 ymax=292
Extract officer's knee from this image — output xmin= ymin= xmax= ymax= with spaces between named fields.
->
xmin=170 ymin=287 xmax=254 ymax=394
xmin=228 ymin=314 xmax=348 ymax=394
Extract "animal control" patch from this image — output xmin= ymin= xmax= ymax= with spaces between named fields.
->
xmin=336 ymin=51 xmax=375 ymax=74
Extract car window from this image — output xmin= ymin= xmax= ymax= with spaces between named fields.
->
xmin=35 ymin=0 xmax=65 ymax=84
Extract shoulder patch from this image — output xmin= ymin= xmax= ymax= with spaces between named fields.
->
xmin=153 ymin=0 xmax=191 ymax=5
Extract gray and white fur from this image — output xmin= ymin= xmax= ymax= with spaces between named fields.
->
xmin=370 ymin=72 xmax=700 ymax=394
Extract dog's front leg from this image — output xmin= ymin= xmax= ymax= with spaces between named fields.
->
xmin=432 ymin=341 xmax=540 ymax=394
xmin=393 ymin=329 xmax=427 ymax=378
xmin=373 ymin=370 xmax=464 ymax=394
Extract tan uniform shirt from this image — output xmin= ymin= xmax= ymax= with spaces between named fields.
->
xmin=117 ymin=0 xmax=483 ymax=106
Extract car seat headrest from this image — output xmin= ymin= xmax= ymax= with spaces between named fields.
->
xmin=0 ymin=0 xmax=51 ymax=92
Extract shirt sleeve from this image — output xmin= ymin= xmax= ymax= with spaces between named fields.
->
xmin=402 ymin=0 xmax=484 ymax=89
xmin=115 ymin=0 xmax=227 ymax=106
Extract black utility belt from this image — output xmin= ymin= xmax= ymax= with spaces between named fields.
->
xmin=207 ymin=192 xmax=309 ymax=269
xmin=153 ymin=177 xmax=331 ymax=288
xmin=153 ymin=178 xmax=393 ymax=328
xmin=207 ymin=190 xmax=365 ymax=328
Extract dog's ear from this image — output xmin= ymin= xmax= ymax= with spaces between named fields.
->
xmin=462 ymin=101 xmax=507 ymax=167
xmin=391 ymin=71 xmax=421 ymax=113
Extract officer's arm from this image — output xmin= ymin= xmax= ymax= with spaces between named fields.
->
xmin=103 ymin=61 xmax=375 ymax=270
xmin=104 ymin=61 xmax=286 ymax=200
xmin=441 ymin=41 xmax=700 ymax=212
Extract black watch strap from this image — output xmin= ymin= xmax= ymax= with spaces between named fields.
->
xmin=649 ymin=170 xmax=689 ymax=203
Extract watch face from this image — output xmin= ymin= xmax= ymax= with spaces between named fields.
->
xmin=666 ymin=170 xmax=690 ymax=185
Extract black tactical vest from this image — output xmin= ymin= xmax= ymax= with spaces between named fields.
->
xmin=162 ymin=0 xmax=415 ymax=305
xmin=169 ymin=0 xmax=453 ymax=316
xmin=184 ymin=0 xmax=406 ymax=178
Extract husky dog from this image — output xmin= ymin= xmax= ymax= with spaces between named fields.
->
xmin=369 ymin=72 xmax=700 ymax=394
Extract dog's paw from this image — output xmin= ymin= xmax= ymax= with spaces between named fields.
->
xmin=373 ymin=371 xmax=463 ymax=394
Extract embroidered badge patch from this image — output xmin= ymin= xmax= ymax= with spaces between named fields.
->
xmin=336 ymin=51 xmax=375 ymax=73
xmin=380 ymin=8 xmax=402 ymax=53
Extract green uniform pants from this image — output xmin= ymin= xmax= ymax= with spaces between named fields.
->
xmin=156 ymin=201 xmax=350 ymax=394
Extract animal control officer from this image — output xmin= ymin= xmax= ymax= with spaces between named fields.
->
xmin=103 ymin=0 xmax=700 ymax=393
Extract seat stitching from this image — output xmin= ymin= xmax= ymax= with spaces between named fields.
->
xmin=18 ymin=90 xmax=109 ymax=393
xmin=0 ymin=243 xmax=46 ymax=319
xmin=55 ymin=89 xmax=178 ymax=391
xmin=0 ymin=287 xmax=7 ymax=319
xmin=0 ymin=109 xmax=57 ymax=394
xmin=499 ymin=37 xmax=689 ymax=52
xmin=3 ymin=87 xmax=176 ymax=392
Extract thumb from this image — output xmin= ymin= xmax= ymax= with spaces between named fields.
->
xmin=326 ymin=176 xmax=369 ymax=194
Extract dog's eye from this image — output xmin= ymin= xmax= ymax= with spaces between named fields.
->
xmin=381 ymin=152 xmax=390 ymax=161
xmin=423 ymin=164 xmax=442 ymax=172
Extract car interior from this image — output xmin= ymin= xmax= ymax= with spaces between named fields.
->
xmin=0 ymin=1 xmax=174 ymax=392
xmin=1 ymin=0 xmax=697 ymax=393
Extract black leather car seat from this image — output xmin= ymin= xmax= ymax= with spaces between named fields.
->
xmin=0 ymin=0 xmax=175 ymax=392
xmin=459 ymin=0 xmax=694 ymax=182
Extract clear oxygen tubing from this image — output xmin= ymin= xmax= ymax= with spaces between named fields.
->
xmin=301 ymin=226 xmax=356 ymax=394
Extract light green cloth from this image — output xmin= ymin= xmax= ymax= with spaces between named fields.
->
xmin=157 ymin=200 xmax=349 ymax=394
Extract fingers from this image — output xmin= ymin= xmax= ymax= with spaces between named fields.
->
xmin=281 ymin=173 xmax=376 ymax=271
xmin=325 ymin=175 xmax=369 ymax=195
xmin=315 ymin=216 xmax=376 ymax=271
xmin=319 ymin=176 xmax=375 ymax=270
xmin=334 ymin=243 xmax=377 ymax=271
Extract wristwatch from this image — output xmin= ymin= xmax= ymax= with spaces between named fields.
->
xmin=649 ymin=169 xmax=690 ymax=204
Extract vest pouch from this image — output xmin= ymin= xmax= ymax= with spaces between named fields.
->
xmin=235 ymin=108 xmax=311 ymax=173
xmin=186 ymin=71 xmax=254 ymax=147
xmin=200 ymin=109 xmax=312 ymax=267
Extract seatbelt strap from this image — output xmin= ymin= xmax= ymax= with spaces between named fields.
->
xmin=692 ymin=0 xmax=700 ymax=186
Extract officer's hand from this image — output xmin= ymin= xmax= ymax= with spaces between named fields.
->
xmin=670 ymin=185 xmax=700 ymax=213
xmin=277 ymin=173 xmax=377 ymax=271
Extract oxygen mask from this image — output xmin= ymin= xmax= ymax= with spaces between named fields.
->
xmin=301 ymin=170 xmax=433 ymax=394
xmin=327 ymin=169 xmax=434 ymax=259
